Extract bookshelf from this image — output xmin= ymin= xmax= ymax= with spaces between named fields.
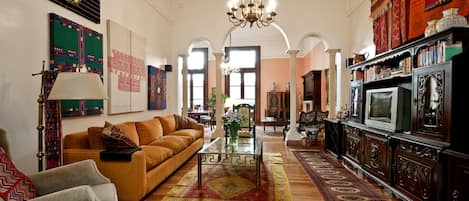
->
xmin=340 ymin=27 xmax=469 ymax=201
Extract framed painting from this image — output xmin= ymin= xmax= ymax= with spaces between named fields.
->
xmin=148 ymin=65 xmax=167 ymax=110
xmin=107 ymin=20 xmax=147 ymax=114
xmin=49 ymin=13 xmax=104 ymax=117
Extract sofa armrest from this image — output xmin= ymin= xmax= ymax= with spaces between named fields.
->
xmin=28 ymin=159 xmax=110 ymax=196
xmin=63 ymin=149 xmax=147 ymax=201
xmin=29 ymin=185 xmax=100 ymax=201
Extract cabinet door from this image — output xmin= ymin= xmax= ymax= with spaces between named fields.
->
xmin=325 ymin=120 xmax=342 ymax=158
xmin=349 ymin=80 xmax=364 ymax=123
xmin=344 ymin=125 xmax=361 ymax=164
xmin=362 ymin=132 xmax=391 ymax=182
xmin=446 ymin=152 xmax=469 ymax=201
xmin=395 ymin=140 xmax=441 ymax=201
xmin=412 ymin=64 xmax=451 ymax=142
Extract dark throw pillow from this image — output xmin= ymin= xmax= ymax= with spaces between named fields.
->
xmin=101 ymin=121 xmax=138 ymax=149
xmin=174 ymin=115 xmax=199 ymax=130
xmin=0 ymin=148 xmax=37 ymax=200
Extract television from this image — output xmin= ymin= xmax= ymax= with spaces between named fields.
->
xmin=364 ymin=87 xmax=411 ymax=132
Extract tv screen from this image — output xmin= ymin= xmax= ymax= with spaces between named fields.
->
xmin=369 ymin=92 xmax=392 ymax=123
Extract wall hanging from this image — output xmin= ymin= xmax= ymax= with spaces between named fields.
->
xmin=148 ymin=65 xmax=167 ymax=110
xmin=107 ymin=20 xmax=147 ymax=114
xmin=49 ymin=13 xmax=104 ymax=117
xmin=50 ymin=0 xmax=100 ymax=23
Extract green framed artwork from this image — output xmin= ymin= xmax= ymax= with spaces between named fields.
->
xmin=49 ymin=13 xmax=104 ymax=117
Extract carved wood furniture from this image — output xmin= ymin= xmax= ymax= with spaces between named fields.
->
xmin=324 ymin=119 xmax=343 ymax=158
xmin=265 ymin=91 xmax=289 ymax=124
xmin=302 ymin=70 xmax=322 ymax=110
xmin=336 ymin=28 xmax=469 ymax=201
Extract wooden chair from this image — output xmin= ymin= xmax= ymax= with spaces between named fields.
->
xmin=231 ymin=103 xmax=256 ymax=138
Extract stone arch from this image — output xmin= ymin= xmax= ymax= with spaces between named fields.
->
xmin=185 ymin=37 xmax=215 ymax=55
xmin=296 ymin=33 xmax=330 ymax=53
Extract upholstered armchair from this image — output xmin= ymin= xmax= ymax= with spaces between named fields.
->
xmin=0 ymin=128 xmax=118 ymax=201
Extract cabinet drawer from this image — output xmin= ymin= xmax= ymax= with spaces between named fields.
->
xmin=396 ymin=140 xmax=439 ymax=163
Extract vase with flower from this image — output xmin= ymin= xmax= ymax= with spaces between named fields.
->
xmin=222 ymin=111 xmax=241 ymax=145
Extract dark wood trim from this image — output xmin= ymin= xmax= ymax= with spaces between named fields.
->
xmin=188 ymin=48 xmax=208 ymax=109
xmin=224 ymin=46 xmax=261 ymax=123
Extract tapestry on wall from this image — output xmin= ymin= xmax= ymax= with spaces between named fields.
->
xmin=371 ymin=0 xmax=391 ymax=54
xmin=43 ymin=70 xmax=62 ymax=169
xmin=49 ymin=13 xmax=104 ymax=117
xmin=408 ymin=0 xmax=469 ymax=40
xmin=107 ymin=20 xmax=147 ymax=114
xmin=148 ymin=65 xmax=167 ymax=110
xmin=49 ymin=0 xmax=100 ymax=23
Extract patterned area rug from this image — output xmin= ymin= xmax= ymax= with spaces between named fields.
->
xmin=293 ymin=151 xmax=387 ymax=201
xmin=162 ymin=153 xmax=291 ymax=201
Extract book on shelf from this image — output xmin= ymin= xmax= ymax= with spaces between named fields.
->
xmin=417 ymin=41 xmax=463 ymax=67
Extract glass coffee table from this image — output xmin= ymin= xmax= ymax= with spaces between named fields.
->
xmin=197 ymin=136 xmax=263 ymax=188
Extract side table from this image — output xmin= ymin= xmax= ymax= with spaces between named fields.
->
xmin=261 ymin=118 xmax=277 ymax=132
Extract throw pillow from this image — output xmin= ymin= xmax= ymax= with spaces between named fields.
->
xmin=101 ymin=121 xmax=138 ymax=149
xmin=174 ymin=115 xmax=199 ymax=130
xmin=0 ymin=148 xmax=37 ymax=201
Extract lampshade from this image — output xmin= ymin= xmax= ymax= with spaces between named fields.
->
xmin=48 ymin=72 xmax=108 ymax=100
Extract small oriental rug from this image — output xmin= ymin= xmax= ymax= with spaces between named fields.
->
xmin=162 ymin=153 xmax=292 ymax=201
xmin=293 ymin=151 xmax=387 ymax=201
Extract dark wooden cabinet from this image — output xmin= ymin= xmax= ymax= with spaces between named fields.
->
xmin=443 ymin=150 xmax=469 ymax=201
xmin=341 ymin=28 xmax=469 ymax=201
xmin=265 ymin=91 xmax=289 ymax=123
xmin=362 ymin=131 xmax=392 ymax=182
xmin=324 ymin=119 xmax=343 ymax=158
xmin=394 ymin=139 xmax=442 ymax=201
xmin=302 ymin=70 xmax=322 ymax=110
xmin=344 ymin=124 xmax=362 ymax=164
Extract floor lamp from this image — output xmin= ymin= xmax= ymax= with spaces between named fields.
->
xmin=33 ymin=61 xmax=107 ymax=171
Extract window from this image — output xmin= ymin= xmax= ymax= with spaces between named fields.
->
xmin=225 ymin=46 xmax=260 ymax=122
xmin=187 ymin=48 xmax=208 ymax=110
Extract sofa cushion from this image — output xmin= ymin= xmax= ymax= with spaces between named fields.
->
xmin=115 ymin=122 xmax=140 ymax=146
xmin=0 ymin=148 xmax=37 ymax=200
xmin=101 ymin=122 xmax=138 ymax=149
xmin=140 ymin=145 xmax=173 ymax=170
xmin=148 ymin=136 xmax=191 ymax=154
xmin=135 ymin=119 xmax=163 ymax=145
xmin=88 ymin=127 xmax=106 ymax=149
xmin=158 ymin=115 xmax=177 ymax=135
xmin=168 ymin=129 xmax=202 ymax=141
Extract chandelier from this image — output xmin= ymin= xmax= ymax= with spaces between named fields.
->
xmin=222 ymin=33 xmax=240 ymax=75
xmin=226 ymin=0 xmax=277 ymax=28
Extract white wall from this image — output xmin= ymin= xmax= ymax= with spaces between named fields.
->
xmin=0 ymin=0 xmax=174 ymax=174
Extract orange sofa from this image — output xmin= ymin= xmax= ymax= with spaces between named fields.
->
xmin=63 ymin=115 xmax=204 ymax=201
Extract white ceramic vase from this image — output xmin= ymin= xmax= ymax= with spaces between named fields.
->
xmin=436 ymin=8 xmax=468 ymax=32
xmin=425 ymin=19 xmax=438 ymax=37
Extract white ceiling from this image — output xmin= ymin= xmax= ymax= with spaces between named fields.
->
xmin=147 ymin=0 xmax=326 ymax=57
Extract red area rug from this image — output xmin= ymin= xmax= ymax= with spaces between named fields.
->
xmin=162 ymin=153 xmax=291 ymax=201
xmin=293 ymin=151 xmax=388 ymax=201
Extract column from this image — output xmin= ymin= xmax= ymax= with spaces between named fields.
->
xmin=285 ymin=49 xmax=303 ymax=146
xmin=180 ymin=54 xmax=188 ymax=117
xmin=326 ymin=49 xmax=339 ymax=119
xmin=212 ymin=52 xmax=225 ymax=139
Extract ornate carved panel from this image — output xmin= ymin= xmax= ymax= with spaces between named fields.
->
xmin=395 ymin=155 xmax=433 ymax=201
xmin=363 ymin=132 xmax=391 ymax=181
xmin=413 ymin=65 xmax=450 ymax=141
xmin=398 ymin=141 xmax=438 ymax=162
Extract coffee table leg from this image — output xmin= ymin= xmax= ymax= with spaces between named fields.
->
xmin=198 ymin=154 xmax=202 ymax=188
xmin=256 ymin=156 xmax=261 ymax=187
